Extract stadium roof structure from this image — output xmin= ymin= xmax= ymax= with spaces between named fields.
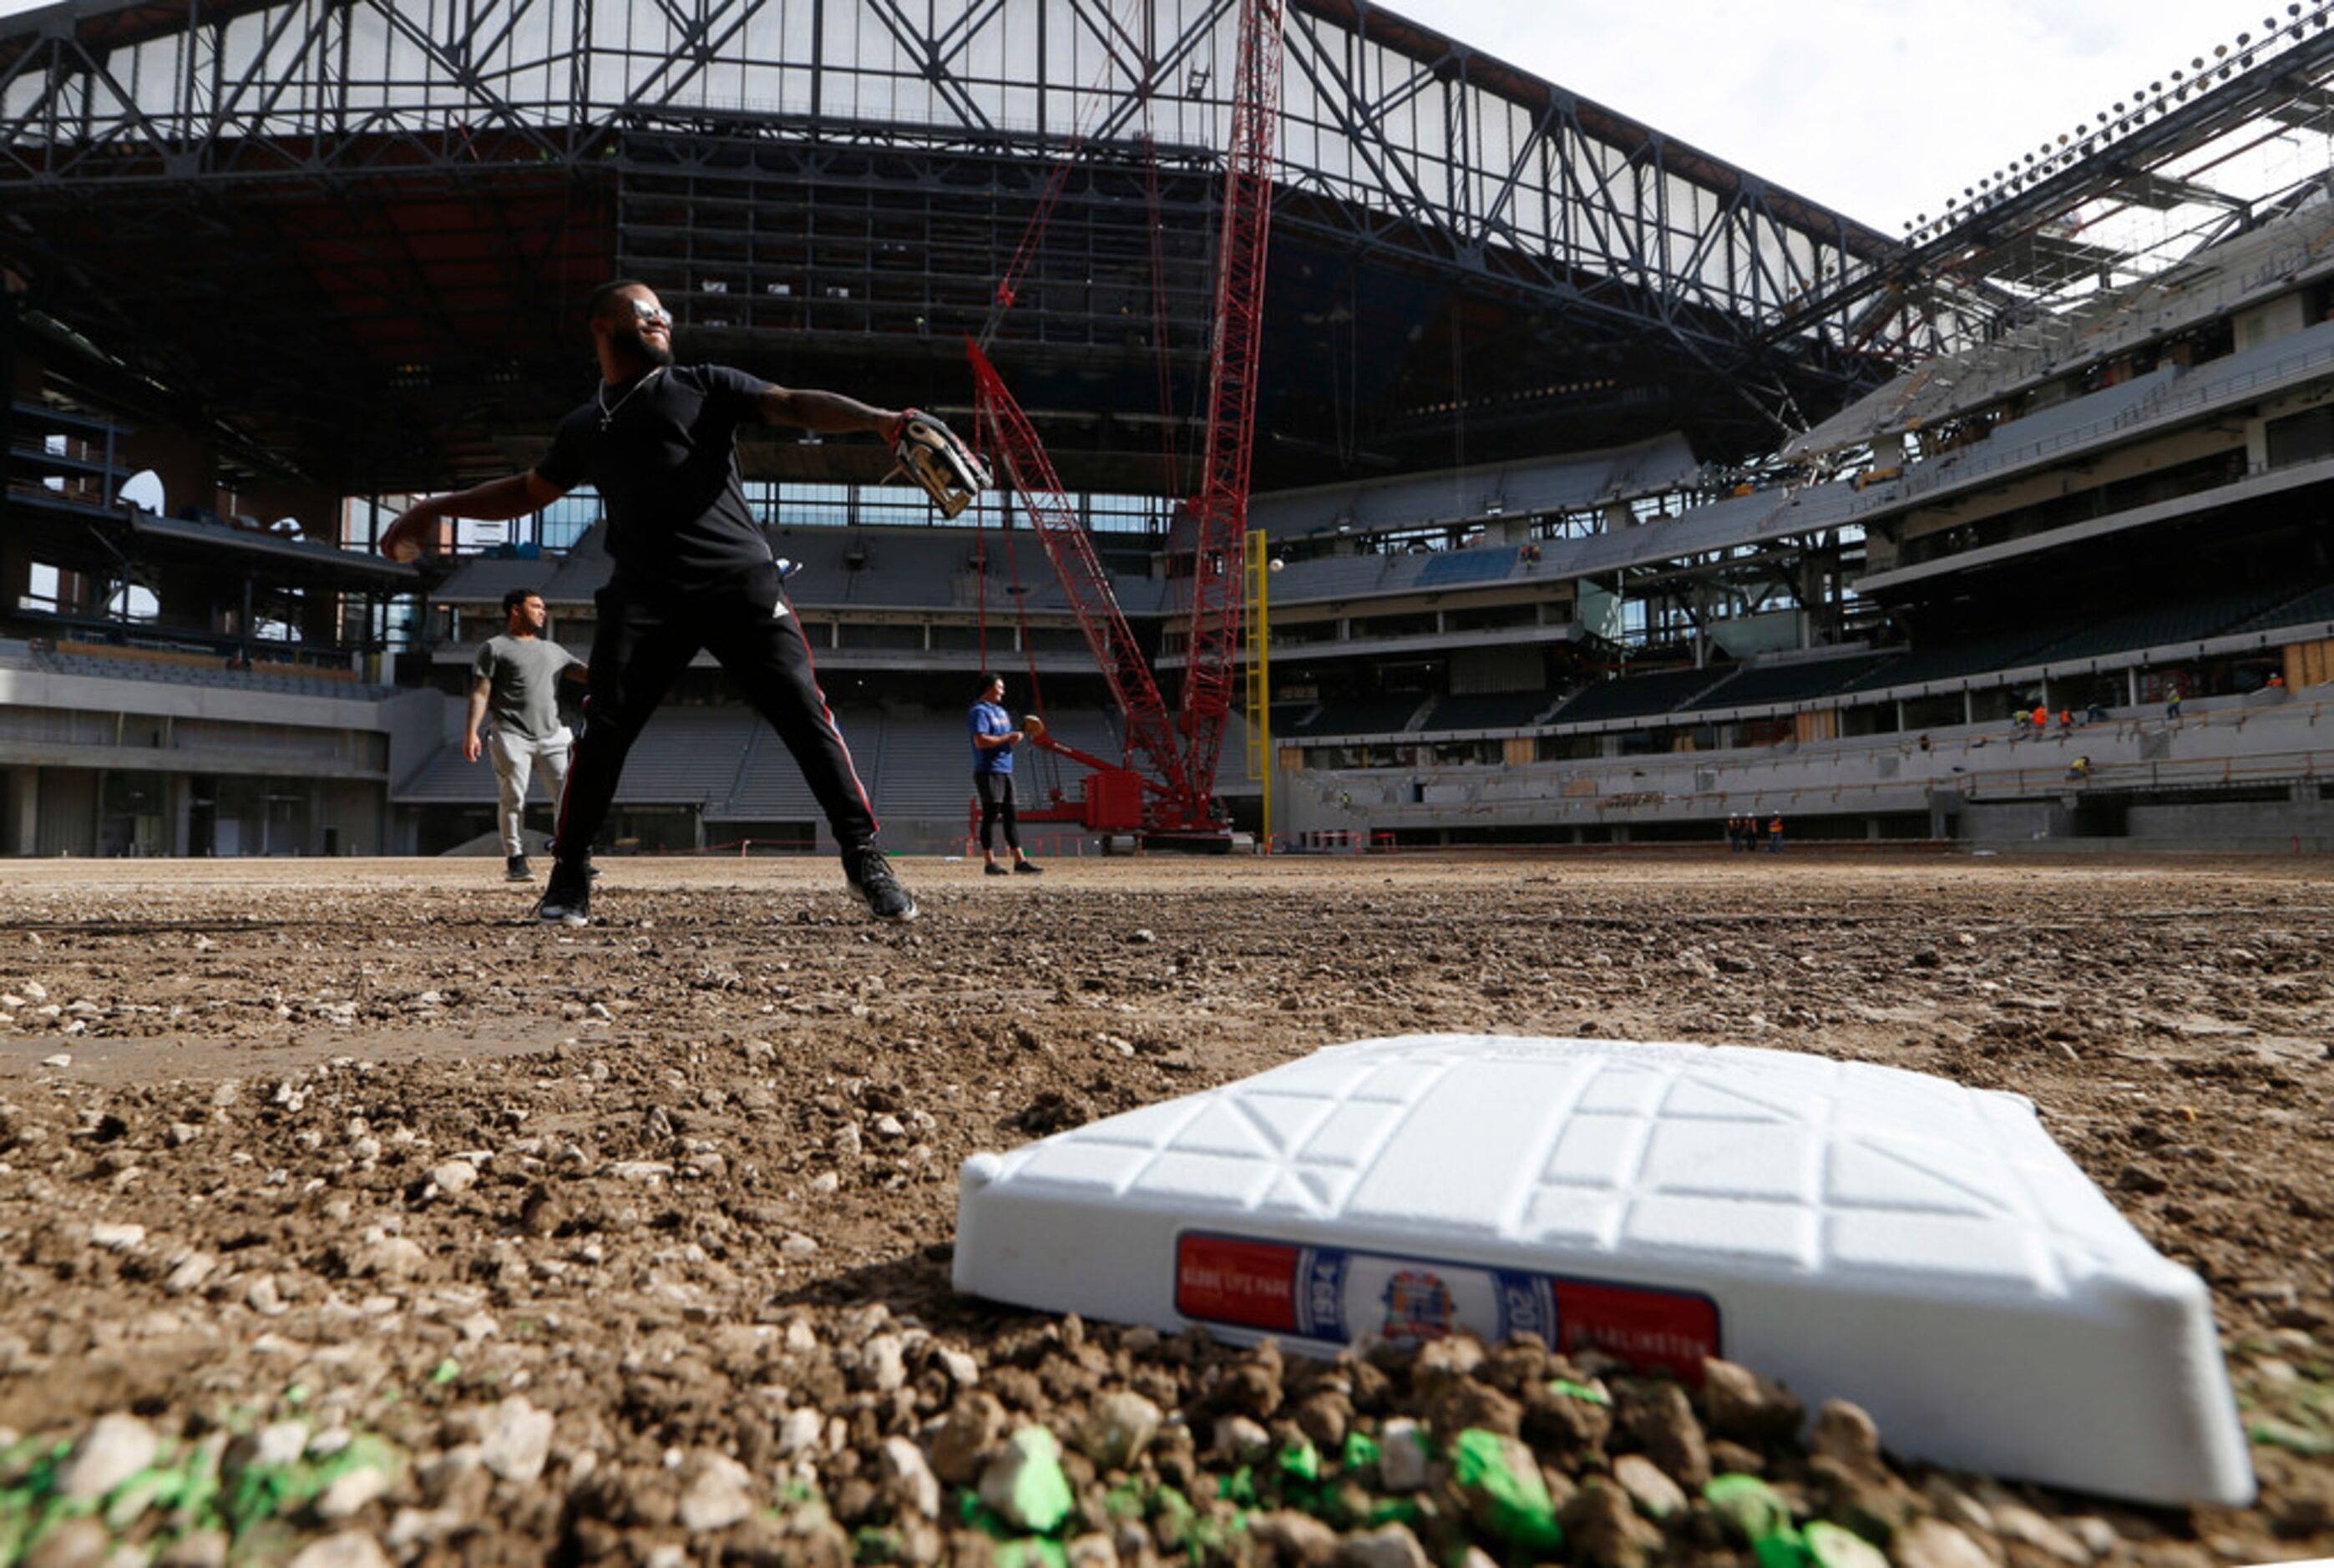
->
xmin=1762 ymin=3 xmax=2334 ymax=390
xmin=0 ymin=0 xmax=1914 ymax=501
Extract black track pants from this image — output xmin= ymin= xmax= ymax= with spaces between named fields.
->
xmin=552 ymin=579 xmax=876 ymax=862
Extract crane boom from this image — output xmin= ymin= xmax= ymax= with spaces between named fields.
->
xmin=967 ymin=339 xmax=1197 ymax=812
xmin=1178 ymin=0 xmax=1284 ymax=808
xmin=959 ymin=0 xmax=1283 ymax=838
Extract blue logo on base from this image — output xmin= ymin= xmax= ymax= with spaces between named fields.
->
xmin=1380 ymin=1268 xmax=1458 ymax=1343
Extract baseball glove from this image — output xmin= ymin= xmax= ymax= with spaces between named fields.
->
xmin=1020 ymin=714 xmax=1047 ymax=740
xmin=884 ymin=409 xmax=989 ymax=518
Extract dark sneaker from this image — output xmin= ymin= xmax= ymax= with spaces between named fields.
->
xmin=1013 ymin=859 xmax=1043 ymax=875
xmin=534 ymin=862 xmax=591 ymax=926
xmin=985 ymin=862 xmax=1010 ymax=877
xmin=505 ymin=854 xmax=534 ymax=882
xmin=547 ymin=842 xmax=600 ymax=878
xmin=843 ymin=847 xmax=919 ymax=923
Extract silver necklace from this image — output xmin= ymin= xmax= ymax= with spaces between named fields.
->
xmin=596 ymin=367 xmax=665 ymax=431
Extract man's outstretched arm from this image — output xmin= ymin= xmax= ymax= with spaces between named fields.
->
xmin=381 ymin=471 xmax=567 ymax=562
xmin=757 ymin=386 xmax=901 ymax=438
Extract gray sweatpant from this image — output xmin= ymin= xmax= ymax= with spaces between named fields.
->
xmin=491 ymin=727 xmax=573 ymax=858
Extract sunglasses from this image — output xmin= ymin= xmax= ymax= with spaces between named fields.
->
xmin=627 ymin=300 xmax=672 ymax=328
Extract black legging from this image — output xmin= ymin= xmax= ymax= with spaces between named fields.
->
xmin=975 ymin=771 xmax=1020 ymax=853
xmin=553 ymin=579 xmax=878 ymax=863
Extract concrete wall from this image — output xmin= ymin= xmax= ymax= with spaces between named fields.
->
xmin=2123 ymin=792 xmax=2334 ymax=852
xmin=380 ymin=688 xmax=457 ymax=854
xmin=0 ymin=670 xmax=412 ymax=856
xmin=1961 ymin=801 xmax=2074 ymax=842
xmin=1280 ymin=684 xmax=2334 ymax=851
xmin=33 ymin=768 xmax=95 ymax=857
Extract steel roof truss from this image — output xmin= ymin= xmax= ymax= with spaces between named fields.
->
xmin=1472 ymin=97 xmax=1558 ymax=241
xmin=858 ymin=0 xmax=994 ymax=135
xmin=367 ymin=0 xmax=559 ymax=159
xmin=205 ymin=0 xmax=321 ymax=149
xmin=1278 ymin=10 xmax=1437 ymax=233
xmin=1081 ymin=0 xmax=1222 ymax=146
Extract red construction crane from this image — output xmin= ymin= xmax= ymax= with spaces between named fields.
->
xmin=970 ymin=0 xmax=1283 ymax=841
xmin=1177 ymin=0 xmax=1283 ymax=818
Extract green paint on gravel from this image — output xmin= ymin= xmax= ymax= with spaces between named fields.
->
xmin=1450 ymin=1428 xmax=1563 ymax=1550
xmin=1704 ymin=1473 xmax=1795 ymax=1544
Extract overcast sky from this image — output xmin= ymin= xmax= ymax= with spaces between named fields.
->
xmin=1415 ymin=0 xmax=2297 ymax=230
xmin=0 ymin=0 xmax=2301 ymax=231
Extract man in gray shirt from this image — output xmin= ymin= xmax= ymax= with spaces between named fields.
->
xmin=470 ymin=589 xmax=586 ymax=881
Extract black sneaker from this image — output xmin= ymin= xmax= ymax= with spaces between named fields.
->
xmin=534 ymin=862 xmax=591 ymax=926
xmin=1013 ymin=859 xmax=1043 ymax=875
xmin=985 ymin=862 xmax=1010 ymax=877
xmin=506 ymin=854 xmax=534 ymax=882
xmin=547 ymin=843 xmax=601 ymax=878
xmin=843 ymin=847 xmax=919 ymax=923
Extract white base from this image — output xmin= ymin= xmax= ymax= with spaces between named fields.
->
xmin=953 ymin=1034 xmax=2253 ymax=1507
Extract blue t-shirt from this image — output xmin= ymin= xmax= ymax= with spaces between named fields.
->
xmin=970 ymin=701 xmax=1015 ymax=775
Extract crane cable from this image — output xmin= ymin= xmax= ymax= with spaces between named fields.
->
xmin=970 ymin=0 xmax=1167 ymax=792
xmin=976 ymin=8 xmax=1144 ymax=353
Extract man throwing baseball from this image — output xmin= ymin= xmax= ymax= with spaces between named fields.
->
xmin=970 ymin=674 xmax=1041 ymax=876
xmin=381 ymin=279 xmax=920 ymax=925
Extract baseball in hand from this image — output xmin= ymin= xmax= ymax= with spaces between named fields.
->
xmin=382 ymin=515 xmax=432 ymax=563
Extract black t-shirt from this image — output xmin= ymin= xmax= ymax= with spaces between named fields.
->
xmin=535 ymin=364 xmax=775 ymax=596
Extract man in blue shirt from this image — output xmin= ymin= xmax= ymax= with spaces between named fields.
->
xmin=970 ymin=674 xmax=1041 ymax=876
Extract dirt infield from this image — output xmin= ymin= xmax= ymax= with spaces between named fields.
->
xmin=0 ymin=852 xmax=2326 ymax=1565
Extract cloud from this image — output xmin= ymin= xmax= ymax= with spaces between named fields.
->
xmin=1397 ymin=0 xmax=2271 ymax=227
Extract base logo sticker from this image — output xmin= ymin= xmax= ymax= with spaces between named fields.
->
xmin=1174 ymin=1232 xmax=1719 ymax=1380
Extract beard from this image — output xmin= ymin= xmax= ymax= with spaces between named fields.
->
xmin=635 ymin=331 xmax=676 ymax=369
xmin=619 ymin=322 xmax=675 ymax=370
